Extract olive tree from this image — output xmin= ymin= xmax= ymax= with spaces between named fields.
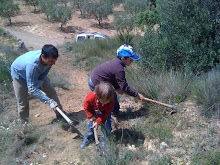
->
xmin=114 ymin=12 xmax=135 ymax=34
xmin=22 ymin=0 xmax=39 ymax=12
xmin=84 ymin=0 xmax=113 ymax=26
xmin=38 ymin=0 xmax=55 ymax=19
xmin=123 ymin=0 xmax=150 ymax=15
xmin=0 ymin=0 xmax=20 ymax=26
xmin=39 ymin=0 xmax=73 ymax=30
xmin=49 ymin=5 xmax=73 ymax=30
xmin=71 ymin=0 xmax=89 ymax=16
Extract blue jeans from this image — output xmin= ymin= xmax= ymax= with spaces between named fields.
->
xmin=83 ymin=120 xmax=111 ymax=143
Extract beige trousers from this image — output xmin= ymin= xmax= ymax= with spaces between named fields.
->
xmin=12 ymin=77 xmax=63 ymax=122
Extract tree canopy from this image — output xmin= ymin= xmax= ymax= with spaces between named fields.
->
xmin=139 ymin=0 xmax=220 ymax=74
xmin=0 ymin=0 xmax=20 ymax=26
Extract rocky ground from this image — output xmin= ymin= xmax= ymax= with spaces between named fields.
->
xmin=0 ymin=1 xmax=219 ymax=165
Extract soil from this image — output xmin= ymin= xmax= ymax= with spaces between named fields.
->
xmin=1 ymin=2 xmax=219 ymax=165
xmin=1 ymin=2 xmax=120 ymax=165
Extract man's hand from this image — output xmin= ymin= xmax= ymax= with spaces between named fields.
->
xmin=137 ymin=93 xmax=145 ymax=101
xmin=48 ymin=99 xmax=58 ymax=109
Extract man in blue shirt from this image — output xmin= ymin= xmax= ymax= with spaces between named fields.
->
xmin=11 ymin=44 xmax=64 ymax=123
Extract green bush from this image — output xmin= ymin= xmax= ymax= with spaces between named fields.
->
xmin=0 ymin=60 xmax=11 ymax=84
xmin=0 ymin=47 xmax=19 ymax=93
xmin=192 ymin=69 xmax=220 ymax=117
xmin=48 ymin=72 xmax=71 ymax=89
xmin=139 ymin=0 xmax=220 ymax=74
xmin=116 ymin=33 xmax=134 ymax=46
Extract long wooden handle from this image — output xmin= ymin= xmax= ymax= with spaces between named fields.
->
xmin=56 ymin=107 xmax=73 ymax=125
xmin=143 ymin=97 xmax=175 ymax=109
xmin=93 ymin=122 xmax=100 ymax=145
xmin=56 ymin=107 xmax=83 ymax=137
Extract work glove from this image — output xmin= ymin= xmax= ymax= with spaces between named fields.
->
xmin=48 ymin=99 xmax=58 ymax=110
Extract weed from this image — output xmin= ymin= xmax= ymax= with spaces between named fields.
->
xmin=61 ymin=38 xmax=120 ymax=71
xmin=88 ymin=139 xmax=147 ymax=165
xmin=192 ymin=69 xmax=220 ymax=117
xmin=128 ymin=69 xmax=193 ymax=105
xmin=191 ymin=151 xmax=220 ymax=165
xmin=175 ymin=151 xmax=183 ymax=158
xmin=150 ymin=154 xmax=172 ymax=165
xmin=145 ymin=122 xmax=173 ymax=144
xmin=48 ymin=71 xmax=72 ymax=89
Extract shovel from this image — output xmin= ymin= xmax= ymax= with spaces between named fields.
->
xmin=93 ymin=122 xmax=100 ymax=145
xmin=143 ymin=97 xmax=175 ymax=109
xmin=56 ymin=107 xmax=83 ymax=137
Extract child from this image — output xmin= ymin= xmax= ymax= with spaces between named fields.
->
xmin=80 ymin=82 xmax=115 ymax=149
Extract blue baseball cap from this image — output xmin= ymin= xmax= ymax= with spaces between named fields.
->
xmin=117 ymin=44 xmax=140 ymax=60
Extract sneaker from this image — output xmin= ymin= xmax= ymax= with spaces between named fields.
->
xmin=80 ymin=139 xmax=92 ymax=149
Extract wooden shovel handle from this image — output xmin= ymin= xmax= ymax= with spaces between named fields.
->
xmin=93 ymin=122 xmax=100 ymax=145
xmin=55 ymin=107 xmax=83 ymax=137
xmin=143 ymin=97 xmax=175 ymax=109
xmin=56 ymin=107 xmax=73 ymax=125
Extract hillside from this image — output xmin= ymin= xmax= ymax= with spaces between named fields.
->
xmin=0 ymin=1 xmax=219 ymax=165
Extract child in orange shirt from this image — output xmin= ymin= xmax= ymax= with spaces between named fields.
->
xmin=80 ymin=82 xmax=114 ymax=149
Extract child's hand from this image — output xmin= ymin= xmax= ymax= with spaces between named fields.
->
xmin=92 ymin=122 xmax=98 ymax=129
xmin=89 ymin=117 xmax=96 ymax=122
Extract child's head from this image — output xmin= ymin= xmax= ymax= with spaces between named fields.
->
xmin=95 ymin=82 xmax=114 ymax=104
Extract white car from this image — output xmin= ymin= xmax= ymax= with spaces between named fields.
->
xmin=75 ymin=32 xmax=108 ymax=42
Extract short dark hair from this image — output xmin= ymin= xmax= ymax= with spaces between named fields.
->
xmin=95 ymin=82 xmax=114 ymax=101
xmin=41 ymin=44 xmax=59 ymax=59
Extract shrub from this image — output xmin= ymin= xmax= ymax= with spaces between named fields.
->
xmin=192 ymin=69 xmax=220 ymax=117
xmin=116 ymin=33 xmax=134 ymax=46
xmin=61 ymin=39 xmax=119 ymax=71
xmin=48 ymin=72 xmax=71 ymax=89
xmin=128 ymin=68 xmax=193 ymax=104
xmin=139 ymin=0 xmax=220 ymax=74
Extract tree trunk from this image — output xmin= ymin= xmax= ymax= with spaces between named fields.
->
xmin=9 ymin=18 xmax=12 ymax=26
xmin=61 ymin=24 xmax=63 ymax=31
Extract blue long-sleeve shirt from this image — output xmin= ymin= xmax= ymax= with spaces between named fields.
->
xmin=11 ymin=50 xmax=51 ymax=103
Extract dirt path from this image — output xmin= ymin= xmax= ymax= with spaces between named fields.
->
xmin=1 ymin=0 xmax=117 ymax=50
xmin=3 ymin=27 xmax=72 ymax=50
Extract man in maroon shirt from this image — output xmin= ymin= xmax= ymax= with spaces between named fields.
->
xmin=88 ymin=44 xmax=145 ymax=119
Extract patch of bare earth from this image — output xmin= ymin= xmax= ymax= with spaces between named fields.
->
xmin=1 ymin=2 xmax=219 ymax=165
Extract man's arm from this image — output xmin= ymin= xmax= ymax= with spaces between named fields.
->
xmin=38 ymin=68 xmax=51 ymax=80
xmin=26 ymin=64 xmax=51 ymax=103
